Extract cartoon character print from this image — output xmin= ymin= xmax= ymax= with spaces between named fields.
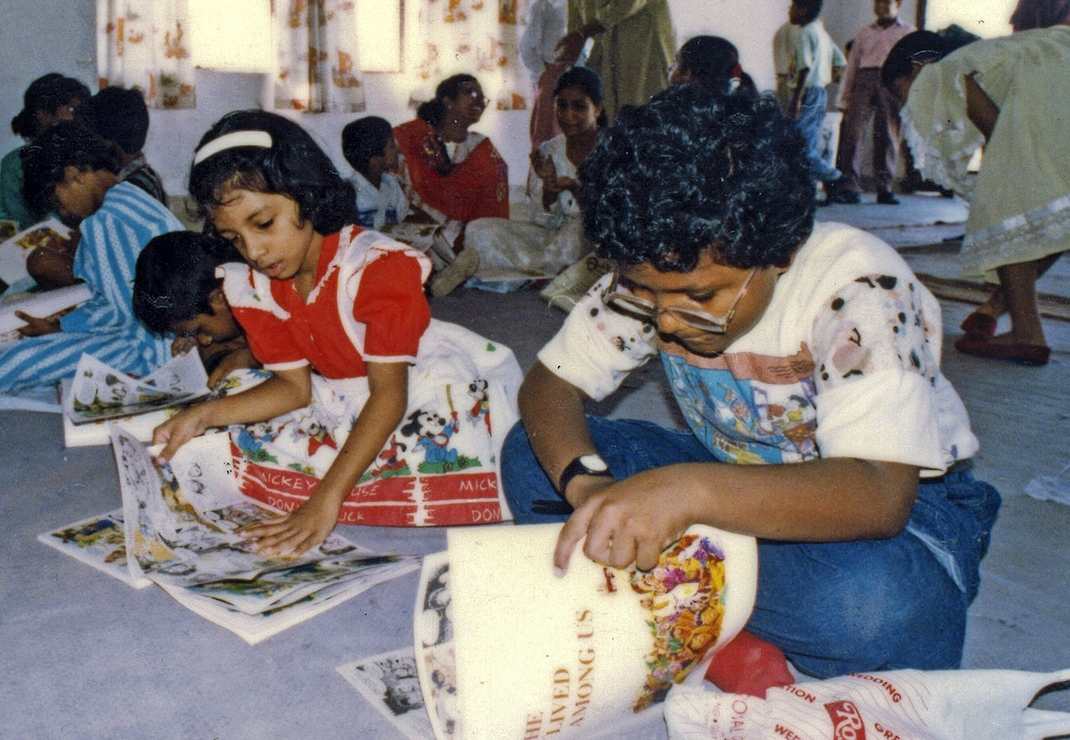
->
xmin=369 ymin=433 xmax=409 ymax=478
xmin=401 ymin=409 xmax=461 ymax=468
xmin=466 ymin=379 xmax=492 ymax=435
xmin=295 ymin=419 xmax=339 ymax=457
xmin=234 ymin=420 xmax=279 ymax=464
xmin=814 ymin=274 xmax=939 ymax=389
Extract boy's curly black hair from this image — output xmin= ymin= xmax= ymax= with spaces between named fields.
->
xmin=134 ymin=230 xmax=242 ymax=335
xmin=189 ymin=109 xmax=356 ymax=236
xmin=578 ymin=84 xmax=815 ymax=272
xmin=21 ymin=119 xmax=122 ymax=217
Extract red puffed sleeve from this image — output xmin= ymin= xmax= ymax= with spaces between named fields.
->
xmin=352 ymin=251 xmax=431 ymax=362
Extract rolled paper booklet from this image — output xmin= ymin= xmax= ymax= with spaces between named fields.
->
xmin=413 ymin=522 xmax=758 ymax=740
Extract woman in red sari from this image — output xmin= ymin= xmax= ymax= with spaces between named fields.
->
xmin=396 ymin=75 xmax=509 ymax=225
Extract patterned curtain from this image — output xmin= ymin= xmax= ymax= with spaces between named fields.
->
xmin=411 ymin=0 xmax=528 ymax=110
xmin=272 ymin=0 xmax=366 ymax=113
xmin=96 ymin=0 xmax=197 ymax=109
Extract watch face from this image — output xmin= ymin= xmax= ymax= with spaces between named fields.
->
xmin=579 ymin=454 xmax=608 ymax=473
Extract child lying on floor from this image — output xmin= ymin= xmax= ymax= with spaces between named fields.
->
xmin=133 ymin=230 xmax=260 ymax=388
xmin=0 ymin=120 xmax=181 ymax=393
xmin=501 ymin=84 xmax=1001 ymax=693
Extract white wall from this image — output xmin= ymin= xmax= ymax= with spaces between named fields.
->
xmin=0 ymin=0 xmax=921 ymax=195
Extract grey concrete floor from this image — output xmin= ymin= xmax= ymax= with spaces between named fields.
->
xmin=1 ymin=194 xmax=1068 ymax=738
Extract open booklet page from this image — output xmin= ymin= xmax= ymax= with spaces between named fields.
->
xmin=37 ymin=508 xmax=153 ymax=589
xmin=0 ymin=217 xmax=75 ymax=287
xmin=109 ymin=425 xmax=419 ymax=644
xmin=65 ymin=351 xmax=209 ymax=424
xmin=414 ymin=524 xmax=759 ymax=740
xmin=337 ymin=647 xmax=435 ymax=740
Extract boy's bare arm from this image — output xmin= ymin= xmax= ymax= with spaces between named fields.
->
xmin=789 ymin=68 xmax=810 ymax=117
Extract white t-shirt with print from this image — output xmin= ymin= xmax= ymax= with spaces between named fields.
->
xmin=538 ymin=221 xmax=978 ymax=476
xmin=351 ymin=170 xmax=413 ymax=231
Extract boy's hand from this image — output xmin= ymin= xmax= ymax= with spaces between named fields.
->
xmin=553 ymin=467 xmax=699 ymax=576
xmin=171 ymin=335 xmax=197 ymax=357
xmin=14 ymin=311 xmax=61 ymax=337
xmin=241 ymin=489 xmax=341 ymax=557
xmin=206 ymin=346 xmax=260 ymax=389
xmin=153 ymin=404 xmax=214 ymax=463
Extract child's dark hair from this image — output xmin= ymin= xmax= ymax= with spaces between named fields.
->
xmin=341 ymin=116 xmax=394 ymax=173
xmin=1011 ymin=0 xmax=1070 ymax=30
xmin=10 ymin=73 xmax=91 ymax=141
xmin=81 ymin=86 xmax=151 ymax=154
xmin=189 ymin=109 xmax=356 ymax=235
xmin=553 ymin=66 xmax=609 ymax=128
xmin=417 ymin=74 xmax=480 ymax=128
xmin=677 ymin=36 xmax=758 ymax=97
xmin=21 ymin=119 xmax=122 ymax=216
xmin=133 ymin=231 xmax=242 ymax=334
xmin=880 ymin=27 xmax=979 ymax=91
xmin=792 ymin=0 xmax=823 ymax=23
xmin=578 ymin=84 xmax=815 ymax=272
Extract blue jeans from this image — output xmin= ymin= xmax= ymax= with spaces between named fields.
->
xmin=796 ymin=85 xmax=842 ymax=184
xmin=501 ymin=417 xmax=1000 ymax=678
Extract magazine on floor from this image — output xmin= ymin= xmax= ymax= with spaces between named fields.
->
xmin=37 ymin=508 xmax=153 ymax=589
xmin=109 ymin=425 xmax=420 ymax=643
xmin=413 ymin=524 xmax=759 ymax=740
xmin=63 ymin=351 xmax=210 ymax=425
xmin=0 ymin=282 xmax=93 ymax=345
xmin=62 ymin=365 xmax=270 ymax=447
xmin=337 ymin=647 xmax=435 ymax=740
xmin=0 ymin=217 xmax=75 ymax=287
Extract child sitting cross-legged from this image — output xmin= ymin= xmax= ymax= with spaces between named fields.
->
xmin=133 ymin=231 xmax=261 ymax=388
xmin=0 ymin=120 xmax=181 ymax=393
xmin=501 ymin=84 xmax=1001 ymax=694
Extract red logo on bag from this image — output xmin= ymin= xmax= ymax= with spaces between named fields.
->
xmin=825 ymin=700 xmax=866 ymax=740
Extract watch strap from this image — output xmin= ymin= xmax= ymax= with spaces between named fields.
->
xmin=558 ymin=455 xmax=612 ymax=496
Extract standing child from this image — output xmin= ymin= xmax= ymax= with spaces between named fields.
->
xmin=501 ymin=85 xmax=999 ymax=691
xmin=520 ymin=0 xmax=569 ymax=150
xmin=0 ymin=120 xmax=180 ymax=393
xmin=154 ymin=110 xmax=521 ymax=556
xmin=133 ymin=231 xmax=260 ymax=388
xmin=341 ymin=116 xmax=415 ymax=231
xmin=786 ymin=0 xmax=848 ymax=201
xmin=832 ymin=0 xmax=915 ymax=205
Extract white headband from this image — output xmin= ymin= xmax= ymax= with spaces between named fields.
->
xmin=193 ymin=130 xmax=273 ymax=165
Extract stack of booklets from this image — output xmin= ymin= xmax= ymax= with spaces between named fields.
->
xmin=61 ymin=352 xmax=267 ymax=447
xmin=402 ymin=523 xmax=758 ymax=740
xmin=38 ymin=426 xmax=419 ymax=644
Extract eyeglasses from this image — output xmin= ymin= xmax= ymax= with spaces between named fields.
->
xmin=457 ymin=87 xmax=488 ymax=106
xmin=603 ymin=268 xmax=758 ymax=334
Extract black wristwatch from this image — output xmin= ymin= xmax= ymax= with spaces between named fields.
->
xmin=558 ymin=454 xmax=612 ymax=496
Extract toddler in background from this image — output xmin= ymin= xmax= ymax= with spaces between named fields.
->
xmin=133 ymin=231 xmax=260 ymax=388
xmin=0 ymin=120 xmax=180 ymax=393
xmin=81 ymin=86 xmax=168 ymax=205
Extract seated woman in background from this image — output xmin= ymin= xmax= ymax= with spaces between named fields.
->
xmin=0 ymin=120 xmax=180 ymax=393
xmin=465 ymin=66 xmax=605 ymax=289
xmin=394 ymin=74 xmax=509 ymax=295
xmin=669 ymin=35 xmax=759 ymax=96
xmin=1 ymin=73 xmax=91 ymax=232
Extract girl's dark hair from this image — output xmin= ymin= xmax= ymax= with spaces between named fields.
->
xmin=578 ymin=84 xmax=815 ymax=272
xmin=1010 ymin=0 xmax=1070 ymax=30
xmin=677 ymin=36 xmax=758 ymax=97
xmin=134 ymin=231 xmax=243 ymax=334
xmin=11 ymin=73 xmax=92 ymax=140
xmin=341 ymin=116 xmax=394 ymax=172
xmin=880 ymin=27 xmax=980 ymax=91
xmin=417 ymin=74 xmax=479 ymax=128
xmin=189 ymin=109 xmax=356 ymax=235
xmin=553 ymin=66 xmax=609 ymax=128
xmin=21 ymin=119 xmax=122 ymax=217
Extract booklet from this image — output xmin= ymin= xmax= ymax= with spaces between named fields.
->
xmin=64 ymin=352 xmax=210 ymax=425
xmin=37 ymin=425 xmax=419 ymax=645
xmin=337 ymin=647 xmax=435 ymax=740
xmin=62 ymin=365 xmax=269 ymax=447
xmin=107 ymin=425 xmax=420 ymax=643
xmin=0 ymin=218 xmax=75 ymax=286
xmin=413 ymin=523 xmax=758 ymax=740
xmin=0 ymin=282 xmax=93 ymax=344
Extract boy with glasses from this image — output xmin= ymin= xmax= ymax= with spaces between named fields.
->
xmin=500 ymin=84 xmax=999 ymax=694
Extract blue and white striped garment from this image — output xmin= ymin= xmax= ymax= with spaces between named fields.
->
xmin=0 ymin=182 xmax=181 ymax=393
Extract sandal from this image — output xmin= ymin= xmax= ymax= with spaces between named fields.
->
xmin=960 ymin=312 xmax=997 ymax=340
xmin=954 ymin=336 xmax=1051 ymax=366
